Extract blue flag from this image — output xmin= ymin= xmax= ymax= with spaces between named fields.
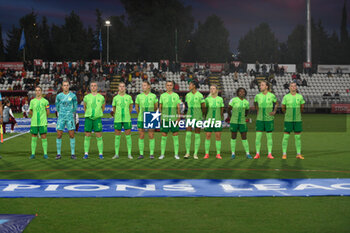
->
xmin=99 ymin=30 xmax=102 ymax=52
xmin=19 ymin=29 xmax=26 ymax=51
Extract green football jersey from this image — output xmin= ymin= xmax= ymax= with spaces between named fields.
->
xmin=254 ymin=92 xmax=277 ymax=121
xmin=84 ymin=93 xmax=105 ymax=120
xmin=29 ymin=97 xmax=49 ymax=127
xmin=229 ymin=97 xmax=250 ymax=124
xmin=135 ymin=92 xmax=158 ymax=122
xmin=205 ymin=95 xmax=224 ymax=121
xmin=159 ymin=92 xmax=181 ymax=121
xmin=112 ymin=94 xmax=134 ymax=123
xmin=282 ymin=93 xmax=305 ymax=122
xmin=185 ymin=91 xmax=205 ymax=120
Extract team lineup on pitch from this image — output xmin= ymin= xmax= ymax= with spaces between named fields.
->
xmin=25 ymin=80 xmax=307 ymax=161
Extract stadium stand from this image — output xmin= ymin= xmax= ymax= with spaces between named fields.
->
xmin=1 ymin=61 xmax=350 ymax=114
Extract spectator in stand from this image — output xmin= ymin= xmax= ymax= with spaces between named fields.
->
xmin=255 ymin=61 xmax=260 ymax=74
xmin=301 ymin=78 xmax=308 ymax=86
xmin=194 ymin=62 xmax=199 ymax=73
xmin=327 ymin=70 xmax=332 ymax=77
xmin=180 ymin=73 xmax=186 ymax=82
xmin=270 ymin=77 xmax=277 ymax=86
xmin=204 ymin=76 xmax=210 ymax=86
xmin=283 ymin=82 xmax=289 ymax=90
xmin=149 ymin=63 xmax=154 ymax=72
xmin=175 ymin=61 xmax=181 ymax=74
xmin=174 ymin=82 xmax=179 ymax=91
xmin=83 ymin=72 xmax=89 ymax=86
xmin=322 ymin=92 xmax=328 ymax=100
xmin=162 ymin=61 xmax=167 ymax=72
xmin=323 ymin=92 xmax=332 ymax=100
xmin=280 ymin=66 xmax=285 ymax=76
xmin=261 ymin=64 xmax=267 ymax=75
xmin=170 ymin=61 xmax=176 ymax=73
xmin=249 ymin=69 xmax=255 ymax=77
xmin=22 ymin=100 xmax=29 ymax=118
xmin=336 ymin=67 xmax=342 ymax=77
xmin=334 ymin=91 xmax=340 ymax=100
xmin=234 ymin=71 xmax=238 ymax=83
xmin=224 ymin=62 xmax=229 ymax=75
xmin=274 ymin=63 xmax=279 ymax=75
xmin=14 ymin=96 xmax=21 ymax=112
xmin=2 ymin=100 xmax=17 ymax=133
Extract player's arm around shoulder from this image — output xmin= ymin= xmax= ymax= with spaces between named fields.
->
xmin=45 ymin=99 xmax=50 ymax=117
xmin=159 ymin=94 xmax=163 ymax=113
xmin=228 ymin=98 xmax=234 ymax=118
xmin=154 ymin=94 xmax=159 ymax=111
xmin=101 ymin=95 xmax=106 ymax=112
xmin=281 ymin=95 xmax=287 ymax=114
xmin=129 ymin=95 xmax=133 ymax=114
xmin=111 ymin=95 xmax=116 ymax=117
xmin=270 ymin=93 xmax=278 ymax=116
xmin=300 ymin=94 xmax=305 ymax=113
xmin=55 ymin=93 xmax=60 ymax=112
xmin=83 ymin=94 xmax=88 ymax=113
xmin=254 ymin=95 xmax=259 ymax=113
xmin=135 ymin=94 xmax=140 ymax=115
xmin=72 ymin=94 xmax=78 ymax=113
xmin=220 ymin=97 xmax=224 ymax=119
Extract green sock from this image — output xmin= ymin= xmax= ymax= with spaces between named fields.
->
xmin=216 ymin=140 xmax=221 ymax=155
xmin=31 ymin=137 xmax=37 ymax=155
xmin=161 ymin=136 xmax=167 ymax=155
xmin=126 ymin=135 xmax=132 ymax=156
xmin=42 ymin=138 xmax=48 ymax=155
xmin=84 ymin=136 xmax=91 ymax=154
xmin=115 ymin=135 xmax=121 ymax=156
xmin=173 ymin=135 xmax=179 ymax=155
xmin=70 ymin=138 xmax=75 ymax=155
xmin=96 ymin=137 xmax=103 ymax=155
xmin=242 ymin=140 xmax=250 ymax=155
xmin=205 ymin=139 xmax=210 ymax=154
xmin=255 ymin=132 xmax=262 ymax=154
xmin=267 ymin=133 xmax=273 ymax=154
xmin=185 ymin=131 xmax=192 ymax=154
xmin=295 ymin=134 xmax=301 ymax=155
xmin=56 ymin=138 xmax=62 ymax=155
xmin=138 ymin=138 xmax=144 ymax=155
xmin=282 ymin=134 xmax=290 ymax=155
xmin=149 ymin=139 xmax=155 ymax=155
xmin=194 ymin=133 xmax=201 ymax=155
xmin=231 ymin=139 xmax=236 ymax=154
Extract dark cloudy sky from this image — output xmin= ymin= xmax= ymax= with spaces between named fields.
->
xmin=0 ymin=0 xmax=349 ymax=51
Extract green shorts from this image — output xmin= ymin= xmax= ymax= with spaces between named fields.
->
xmin=204 ymin=126 xmax=223 ymax=132
xmin=230 ymin=123 xmax=248 ymax=133
xmin=114 ymin=122 xmax=132 ymax=130
xmin=185 ymin=118 xmax=202 ymax=129
xmin=284 ymin=121 xmax=303 ymax=133
xmin=84 ymin=118 xmax=103 ymax=132
xmin=256 ymin=120 xmax=274 ymax=132
xmin=30 ymin=126 xmax=47 ymax=135
xmin=160 ymin=120 xmax=179 ymax=133
xmin=137 ymin=121 xmax=144 ymax=129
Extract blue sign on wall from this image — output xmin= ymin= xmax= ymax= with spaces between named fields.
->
xmin=0 ymin=179 xmax=349 ymax=198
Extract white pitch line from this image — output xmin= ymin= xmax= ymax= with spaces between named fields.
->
xmin=3 ymin=131 xmax=30 ymax=142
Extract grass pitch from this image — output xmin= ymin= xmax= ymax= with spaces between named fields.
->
xmin=0 ymin=114 xmax=349 ymax=232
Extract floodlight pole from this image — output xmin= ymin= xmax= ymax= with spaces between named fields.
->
xmin=105 ymin=20 xmax=112 ymax=64
xmin=306 ymin=0 xmax=311 ymax=63
xmin=175 ymin=28 xmax=178 ymax=63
